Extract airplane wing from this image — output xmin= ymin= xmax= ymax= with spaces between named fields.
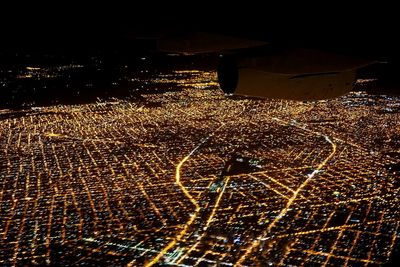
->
xmin=155 ymin=32 xmax=377 ymax=100
xmin=157 ymin=32 xmax=268 ymax=54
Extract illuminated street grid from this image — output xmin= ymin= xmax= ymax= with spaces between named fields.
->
xmin=0 ymin=70 xmax=399 ymax=266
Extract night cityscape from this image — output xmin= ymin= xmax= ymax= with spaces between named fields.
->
xmin=0 ymin=61 xmax=399 ymax=266
xmin=1 ymin=4 xmax=400 ymax=266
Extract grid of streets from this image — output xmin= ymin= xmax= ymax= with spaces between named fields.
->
xmin=0 ymin=70 xmax=399 ymax=266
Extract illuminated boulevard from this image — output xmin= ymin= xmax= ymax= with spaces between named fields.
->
xmin=0 ymin=70 xmax=399 ymax=266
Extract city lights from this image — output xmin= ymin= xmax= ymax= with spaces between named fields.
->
xmin=0 ymin=70 xmax=399 ymax=266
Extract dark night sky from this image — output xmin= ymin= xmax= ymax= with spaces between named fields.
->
xmin=1 ymin=2 xmax=399 ymax=57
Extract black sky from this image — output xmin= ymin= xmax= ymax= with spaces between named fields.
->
xmin=1 ymin=2 xmax=399 ymax=56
